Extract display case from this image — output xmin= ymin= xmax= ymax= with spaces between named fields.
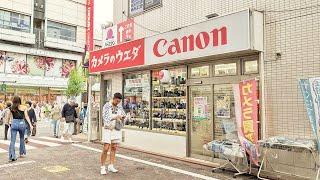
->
xmin=152 ymin=67 xmax=187 ymax=135
xmin=123 ymin=72 xmax=150 ymax=129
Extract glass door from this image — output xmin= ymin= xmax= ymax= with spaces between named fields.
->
xmin=189 ymin=85 xmax=213 ymax=159
xmin=213 ymin=84 xmax=237 ymax=141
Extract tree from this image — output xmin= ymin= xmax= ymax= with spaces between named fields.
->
xmin=66 ymin=67 xmax=84 ymax=98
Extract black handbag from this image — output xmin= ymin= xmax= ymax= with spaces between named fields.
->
xmin=65 ymin=115 xmax=75 ymax=123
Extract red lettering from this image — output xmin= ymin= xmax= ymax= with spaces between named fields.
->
xmin=195 ymin=32 xmax=210 ymax=49
xmin=168 ymin=38 xmax=181 ymax=55
xmin=181 ymin=35 xmax=194 ymax=52
xmin=211 ymin=27 xmax=227 ymax=46
xmin=153 ymin=39 xmax=168 ymax=57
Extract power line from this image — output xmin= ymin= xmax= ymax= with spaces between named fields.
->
xmin=122 ymin=11 xmax=161 ymax=33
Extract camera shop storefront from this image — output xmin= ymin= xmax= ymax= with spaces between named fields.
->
xmin=91 ymin=10 xmax=263 ymax=159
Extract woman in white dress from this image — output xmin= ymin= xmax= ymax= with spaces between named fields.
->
xmin=100 ymin=93 xmax=126 ymax=175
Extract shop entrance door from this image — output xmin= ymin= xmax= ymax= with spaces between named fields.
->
xmin=189 ymin=85 xmax=213 ymax=160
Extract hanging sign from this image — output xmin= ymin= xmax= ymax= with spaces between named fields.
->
xmin=86 ymin=0 xmax=94 ymax=51
xmin=102 ymin=26 xmax=117 ymax=48
xmin=130 ymin=0 xmax=144 ymax=16
xmin=233 ymin=79 xmax=259 ymax=166
xmin=117 ymin=19 xmax=135 ymax=44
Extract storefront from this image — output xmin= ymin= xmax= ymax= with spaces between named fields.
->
xmin=90 ymin=9 xmax=263 ymax=159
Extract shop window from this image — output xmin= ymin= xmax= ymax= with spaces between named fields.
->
xmin=152 ymin=67 xmax=187 ymax=135
xmin=47 ymin=21 xmax=76 ymax=42
xmin=129 ymin=0 xmax=162 ymax=17
xmin=190 ymin=65 xmax=210 ymax=78
xmin=214 ymin=62 xmax=237 ymax=76
xmin=0 ymin=9 xmax=31 ymax=33
xmin=123 ymin=72 xmax=150 ymax=130
xmin=244 ymin=60 xmax=258 ymax=74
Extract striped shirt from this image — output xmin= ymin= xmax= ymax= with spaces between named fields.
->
xmin=102 ymin=101 xmax=126 ymax=127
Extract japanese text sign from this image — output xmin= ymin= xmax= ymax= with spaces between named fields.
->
xmin=86 ymin=0 xmax=94 ymax=51
xmin=117 ymin=19 xmax=135 ymax=44
xmin=233 ymin=79 xmax=259 ymax=166
xmin=89 ymin=38 xmax=144 ymax=73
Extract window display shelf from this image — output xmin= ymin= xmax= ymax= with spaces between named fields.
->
xmin=153 ymin=118 xmax=186 ymax=123
xmin=153 ymin=96 xmax=186 ymax=99
xmin=153 ymin=108 xmax=186 ymax=112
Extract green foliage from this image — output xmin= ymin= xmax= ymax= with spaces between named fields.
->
xmin=66 ymin=67 xmax=84 ymax=98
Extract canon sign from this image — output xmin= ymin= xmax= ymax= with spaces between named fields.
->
xmin=153 ymin=27 xmax=227 ymax=57
xmin=145 ymin=10 xmax=257 ymax=66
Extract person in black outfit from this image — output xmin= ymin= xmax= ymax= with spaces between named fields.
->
xmin=26 ymin=101 xmax=37 ymax=136
xmin=61 ymin=98 xmax=78 ymax=142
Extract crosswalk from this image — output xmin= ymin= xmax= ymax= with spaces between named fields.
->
xmin=0 ymin=136 xmax=75 ymax=154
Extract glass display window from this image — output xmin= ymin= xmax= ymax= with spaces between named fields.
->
xmin=190 ymin=65 xmax=210 ymax=78
xmin=152 ymin=67 xmax=187 ymax=135
xmin=244 ymin=60 xmax=258 ymax=74
xmin=214 ymin=62 xmax=237 ymax=76
xmin=123 ymin=71 xmax=150 ymax=130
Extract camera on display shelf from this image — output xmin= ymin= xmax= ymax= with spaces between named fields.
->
xmin=170 ymin=76 xmax=186 ymax=85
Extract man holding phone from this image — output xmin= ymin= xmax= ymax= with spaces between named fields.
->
xmin=100 ymin=93 xmax=126 ymax=175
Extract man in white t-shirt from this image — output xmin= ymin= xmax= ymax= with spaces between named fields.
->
xmin=100 ymin=93 xmax=126 ymax=175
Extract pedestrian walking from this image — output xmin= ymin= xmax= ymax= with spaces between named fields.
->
xmin=8 ymin=96 xmax=33 ymax=162
xmin=50 ymin=102 xmax=61 ymax=138
xmin=61 ymin=98 xmax=77 ymax=142
xmin=100 ymin=93 xmax=127 ymax=175
xmin=79 ymin=103 xmax=88 ymax=133
xmin=26 ymin=101 xmax=37 ymax=136
xmin=0 ymin=103 xmax=4 ymax=125
xmin=3 ymin=102 xmax=12 ymax=140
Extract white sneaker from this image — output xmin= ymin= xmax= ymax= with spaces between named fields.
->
xmin=100 ymin=166 xmax=107 ymax=175
xmin=108 ymin=165 xmax=118 ymax=173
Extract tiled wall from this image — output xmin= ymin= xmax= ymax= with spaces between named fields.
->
xmin=113 ymin=0 xmax=320 ymax=138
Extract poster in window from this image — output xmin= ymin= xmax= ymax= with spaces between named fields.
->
xmin=61 ymin=60 xmax=76 ymax=78
xmin=216 ymin=95 xmax=231 ymax=118
xmin=130 ymin=0 xmax=144 ymax=16
xmin=0 ymin=51 xmax=6 ymax=73
xmin=27 ymin=55 xmax=45 ymax=76
xmin=193 ymin=97 xmax=208 ymax=120
xmin=46 ymin=58 xmax=62 ymax=77
xmin=5 ymin=52 xmax=28 ymax=75
xmin=144 ymin=0 xmax=161 ymax=10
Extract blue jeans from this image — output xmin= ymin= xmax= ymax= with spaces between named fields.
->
xmin=51 ymin=119 xmax=60 ymax=137
xmin=9 ymin=119 xmax=26 ymax=160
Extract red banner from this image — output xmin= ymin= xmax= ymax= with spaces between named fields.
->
xmin=117 ymin=19 xmax=134 ymax=44
xmin=86 ymin=0 xmax=94 ymax=51
xmin=233 ymin=79 xmax=259 ymax=166
xmin=89 ymin=38 xmax=144 ymax=73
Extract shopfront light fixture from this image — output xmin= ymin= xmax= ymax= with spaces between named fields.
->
xmin=206 ymin=13 xmax=219 ymax=19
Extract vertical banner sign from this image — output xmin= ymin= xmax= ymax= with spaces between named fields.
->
xmin=299 ymin=79 xmax=320 ymax=152
xmin=117 ymin=19 xmax=134 ymax=44
xmin=102 ymin=26 xmax=117 ymax=48
xmin=233 ymin=79 xmax=259 ymax=166
xmin=86 ymin=0 xmax=94 ymax=51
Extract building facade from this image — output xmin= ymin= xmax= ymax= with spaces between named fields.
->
xmin=0 ymin=0 xmax=86 ymax=103
xmin=90 ymin=0 xmax=320 ymax=178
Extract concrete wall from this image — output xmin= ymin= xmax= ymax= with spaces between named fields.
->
xmin=113 ymin=0 xmax=320 ymax=139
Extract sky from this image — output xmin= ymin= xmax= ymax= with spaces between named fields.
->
xmin=94 ymin=0 xmax=113 ymax=30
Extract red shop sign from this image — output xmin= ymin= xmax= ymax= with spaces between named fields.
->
xmin=117 ymin=19 xmax=134 ymax=44
xmin=86 ymin=0 xmax=94 ymax=51
xmin=89 ymin=38 xmax=144 ymax=73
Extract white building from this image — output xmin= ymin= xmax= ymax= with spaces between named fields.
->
xmin=0 ymin=0 xmax=86 ymax=103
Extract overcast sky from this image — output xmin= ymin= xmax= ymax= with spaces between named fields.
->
xmin=94 ymin=0 xmax=113 ymax=30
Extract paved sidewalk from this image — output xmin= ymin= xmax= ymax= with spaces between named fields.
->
xmin=122 ymin=129 xmax=186 ymax=157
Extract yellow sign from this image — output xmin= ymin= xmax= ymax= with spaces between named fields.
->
xmin=42 ymin=165 xmax=70 ymax=173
